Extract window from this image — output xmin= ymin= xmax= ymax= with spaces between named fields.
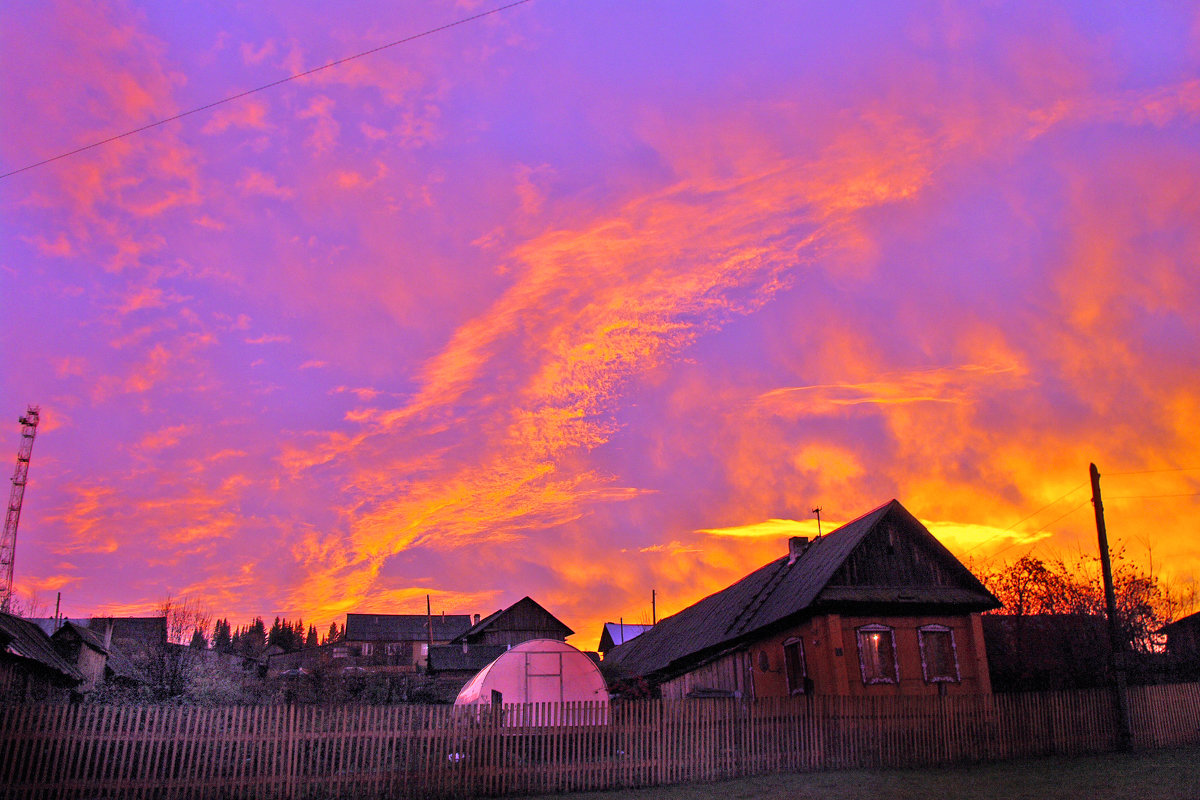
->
xmin=783 ymin=637 xmax=807 ymax=695
xmin=360 ymin=642 xmax=373 ymax=657
xmin=918 ymin=625 xmax=960 ymax=683
xmin=856 ymin=625 xmax=898 ymax=685
xmin=332 ymin=646 xmax=348 ymax=659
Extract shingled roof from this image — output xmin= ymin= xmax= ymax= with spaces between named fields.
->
xmin=605 ymin=499 xmax=999 ymax=682
xmin=0 ymin=613 xmax=82 ymax=682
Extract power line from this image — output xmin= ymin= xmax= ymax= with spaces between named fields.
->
xmin=963 ymin=466 xmax=1200 ymax=559
xmin=979 ymin=497 xmax=1094 ymax=563
xmin=1106 ymin=466 xmax=1200 ymax=476
xmin=1107 ymin=492 xmax=1200 ymax=500
xmin=963 ymin=481 xmax=1088 ymax=554
xmin=0 ymin=0 xmax=535 ymax=181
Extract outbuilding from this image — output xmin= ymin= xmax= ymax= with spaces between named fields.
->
xmin=454 ymin=639 xmax=608 ymax=725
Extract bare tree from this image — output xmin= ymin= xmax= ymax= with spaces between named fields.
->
xmin=5 ymin=587 xmax=47 ymax=618
xmin=158 ymin=593 xmax=212 ymax=645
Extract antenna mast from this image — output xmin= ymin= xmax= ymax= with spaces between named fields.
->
xmin=1 ymin=406 xmax=40 ymax=613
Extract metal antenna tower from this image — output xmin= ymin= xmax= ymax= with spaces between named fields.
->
xmin=1 ymin=406 xmax=40 ymax=613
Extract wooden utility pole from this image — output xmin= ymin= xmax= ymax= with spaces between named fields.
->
xmin=426 ymin=594 xmax=434 ymax=667
xmin=1090 ymin=462 xmax=1132 ymax=751
xmin=652 ymin=589 xmax=656 ymax=625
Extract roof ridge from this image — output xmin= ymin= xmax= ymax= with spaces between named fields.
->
xmin=723 ymin=557 xmax=791 ymax=636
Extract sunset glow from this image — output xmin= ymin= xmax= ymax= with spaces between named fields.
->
xmin=2 ymin=1 xmax=1199 ymax=641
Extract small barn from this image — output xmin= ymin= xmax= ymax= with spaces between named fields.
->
xmin=454 ymin=639 xmax=608 ymax=725
xmin=51 ymin=621 xmax=110 ymax=693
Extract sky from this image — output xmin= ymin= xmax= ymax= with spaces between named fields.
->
xmin=2 ymin=0 xmax=1199 ymax=645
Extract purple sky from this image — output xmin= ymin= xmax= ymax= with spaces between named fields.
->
xmin=2 ymin=0 xmax=1199 ymax=643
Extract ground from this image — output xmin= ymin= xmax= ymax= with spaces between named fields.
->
xmin=524 ymin=745 xmax=1200 ymax=800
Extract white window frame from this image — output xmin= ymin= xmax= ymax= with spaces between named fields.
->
xmin=918 ymin=624 xmax=961 ymax=683
xmin=856 ymin=624 xmax=899 ymax=685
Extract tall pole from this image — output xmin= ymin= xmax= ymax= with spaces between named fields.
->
xmin=651 ymin=589 xmax=656 ymax=625
xmin=426 ymin=594 xmax=433 ymax=668
xmin=812 ymin=507 xmax=822 ymax=537
xmin=1091 ymin=463 xmax=1132 ymax=751
xmin=1 ymin=406 xmax=40 ymax=613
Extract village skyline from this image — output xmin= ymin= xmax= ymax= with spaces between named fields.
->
xmin=3 ymin=1 xmax=1200 ymax=644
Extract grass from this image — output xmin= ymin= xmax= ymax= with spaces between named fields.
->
xmin=524 ymin=745 xmax=1200 ymax=800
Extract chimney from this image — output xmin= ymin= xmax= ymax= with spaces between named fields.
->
xmin=103 ymin=619 xmax=113 ymax=651
xmin=788 ymin=536 xmax=809 ymax=565
xmin=473 ymin=614 xmax=480 ymax=625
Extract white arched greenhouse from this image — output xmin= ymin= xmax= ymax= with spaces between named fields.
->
xmin=454 ymin=639 xmax=609 ymax=726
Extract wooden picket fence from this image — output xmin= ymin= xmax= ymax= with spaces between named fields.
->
xmin=2 ymin=683 xmax=1198 ymax=799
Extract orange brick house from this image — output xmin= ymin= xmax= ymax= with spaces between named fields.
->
xmin=605 ymin=500 xmax=1000 ymax=699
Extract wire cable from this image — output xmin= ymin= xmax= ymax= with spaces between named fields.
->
xmin=0 ymin=0 xmax=535 ymax=180
xmin=1107 ymin=492 xmax=1200 ymax=500
xmin=963 ymin=481 xmax=1088 ymax=554
xmin=982 ymin=497 xmax=1094 ymax=562
xmin=1105 ymin=466 xmax=1200 ymax=476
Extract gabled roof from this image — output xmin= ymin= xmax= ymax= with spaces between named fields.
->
xmin=451 ymin=597 xmax=574 ymax=642
xmin=606 ymin=500 xmax=999 ymax=682
xmin=345 ymin=613 xmax=472 ymax=642
xmin=0 ymin=613 xmax=82 ymax=681
xmin=599 ymin=623 xmax=653 ymax=651
xmin=52 ymin=621 xmax=109 ymax=654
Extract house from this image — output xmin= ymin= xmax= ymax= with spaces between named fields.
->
xmin=0 ymin=612 xmax=81 ymax=701
xmin=598 ymin=622 xmax=653 ymax=657
xmin=266 ymin=612 xmax=474 ymax=678
xmin=425 ymin=597 xmax=575 ymax=693
xmin=1158 ymin=610 xmax=1200 ymax=681
xmin=343 ymin=612 xmax=473 ymax=671
xmin=605 ymin=500 xmax=1000 ymax=699
xmin=451 ymin=596 xmax=573 ymax=648
xmin=1160 ymin=610 xmax=1200 ymax=663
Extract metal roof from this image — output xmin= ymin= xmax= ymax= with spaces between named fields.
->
xmin=601 ymin=622 xmax=653 ymax=648
xmin=344 ymin=613 xmax=472 ymax=642
xmin=605 ymin=499 xmax=998 ymax=681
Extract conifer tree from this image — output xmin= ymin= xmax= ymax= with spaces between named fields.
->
xmin=212 ymin=618 xmax=232 ymax=653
